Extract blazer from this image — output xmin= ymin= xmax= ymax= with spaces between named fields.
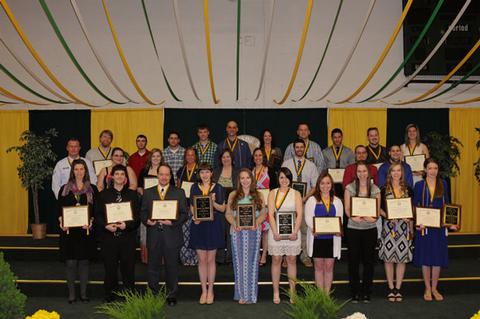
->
xmin=212 ymin=167 xmax=240 ymax=189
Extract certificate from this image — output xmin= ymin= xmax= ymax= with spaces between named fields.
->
xmin=236 ymin=204 xmax=256 ymax=229
xmin=62 ymin=205 xmax=89 ymax=228
xmin=415 ymin=207 xmax=441 ymax=228
xmin=313 ymin=216 xmax=341 ymax=234
xmin=385 ymin=198 xmax=413 ymax=219
xmin=105 ymin=202 xmax=133 ymax=224
xmin=144 ymin=177 xmax=158 ymax=189
xmin=276 ymin=211 xmax=295 ymax=239
xmin=292 ymin=182 xmax=307 ymax=197
xmin=328 ymin=168 xmax=345 ymax=184
xmin=181 ymin=181 xmax=194 ymax=198
xmin=193 ymin=195 xmax=214 ymax=221
xmin=442 ymin=204 xmax=461 ymax=227
xmin=258 ymin=188 xmax=270 ymax=204
xmin=404 ymin=154 xmax=426 ymax=172
xmin=151 ymin=200 xmax=178 ymax=220
xmin=351 ymin=197 xmax=378 ymax=217
xmin=93 ymin=159 xmax=112 ymax=175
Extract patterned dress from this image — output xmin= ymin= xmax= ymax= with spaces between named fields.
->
xmin=231 ymin=196 xmax=262 ymax=303
xmin=378 ymin=187 xmax=413 ymax=263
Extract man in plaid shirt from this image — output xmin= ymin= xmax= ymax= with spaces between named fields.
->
xmin=163 ymin=131 xmax=185 ymax=184
xmin=192 ymin=124 xmax=217 ymax=167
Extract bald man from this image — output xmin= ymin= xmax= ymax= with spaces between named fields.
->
xmin=214 ymin=120 xmax=252 ymax=169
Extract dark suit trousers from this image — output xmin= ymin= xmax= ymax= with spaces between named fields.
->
xmin=101 ymin=234 xmax=136 ymax=299
xmin=347 ymin=227 xmax=377 ymax=296
xmin=147 ymin=226 xmax=180 ymax=298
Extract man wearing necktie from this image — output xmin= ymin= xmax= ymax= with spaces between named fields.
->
xmin=141 ymin=164 xmax=188 ymax=306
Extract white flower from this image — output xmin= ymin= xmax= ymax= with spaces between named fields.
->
xmin=344 ymin=312 xmax=368 ymax=319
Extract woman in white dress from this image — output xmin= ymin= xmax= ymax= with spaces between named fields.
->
xmin=267 ymin=167 xmax=303 ymax=304
xmin=400 ymin=124 xmax=430 ymax=185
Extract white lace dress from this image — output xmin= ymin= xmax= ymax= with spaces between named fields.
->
xmin=267 ymin=188 xmax=301 ymax=256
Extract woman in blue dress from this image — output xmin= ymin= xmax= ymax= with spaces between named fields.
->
xmin=189 ymin=163 xmax=226 ymax=305
xmin=413 ymin=158 xmax=459 ymax=301
xmin=225 ymin=168 xmax=266 ymax=304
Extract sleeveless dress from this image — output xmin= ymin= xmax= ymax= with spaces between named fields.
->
xmin=255 ymin=166 xmax=270 ymax=231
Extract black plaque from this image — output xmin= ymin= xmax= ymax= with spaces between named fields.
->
xmin=291 ymin=182 xmax=307 ymax=197
xmin=276 ymin=211 xmax=295 ymax=239
xmin=193 ymin=195 xmax=214 ymax=221
xmin=442 ymin=204 xmax=461 ymax=227
xmin=236 ymin=204 xmax=255 ymax=229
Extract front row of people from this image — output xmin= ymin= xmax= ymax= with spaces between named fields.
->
xmin=57 ymin=157 xmax=456 ymax=305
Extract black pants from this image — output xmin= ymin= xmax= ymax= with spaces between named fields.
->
xmin=147 ymin=227 xmax=180 ymax=298
xmin=101 ymin=234 xmax=136 ymax=299
xmin=347 ymin=227 xmax=377 ymax=296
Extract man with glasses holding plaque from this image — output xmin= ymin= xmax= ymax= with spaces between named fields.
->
xmin=141 ymin=164 xmax=188 ymax=307
xmin=281 ymin=139 xmax=319 ymax=268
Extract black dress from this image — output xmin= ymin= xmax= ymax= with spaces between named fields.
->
xmin=57 ymin=185 xmax=98 ymax=261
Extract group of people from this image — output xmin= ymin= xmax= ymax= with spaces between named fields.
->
xmin=51 ymin=121 xmax=458 ymax=306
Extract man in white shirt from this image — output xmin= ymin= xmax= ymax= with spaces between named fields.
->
xmin=85 ymin=130 xmax=114 ymax=164
xmin=163 ymin=131 xmax=185 ymax=184
xmin=52 ymin=138 xmax=96 ymax=199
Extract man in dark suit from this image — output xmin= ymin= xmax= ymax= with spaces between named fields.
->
xmin=141 ymin=164 xmax=188 ymax=306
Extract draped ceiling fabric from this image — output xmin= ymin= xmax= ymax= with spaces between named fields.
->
xmin=0 ymin=0 xmax=477 ymax=108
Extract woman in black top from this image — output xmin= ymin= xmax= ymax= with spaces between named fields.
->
xmin=260 ymin=129 xmax=283 ymax=174
xmin=57 ymin=159 xmax=97 ymax=303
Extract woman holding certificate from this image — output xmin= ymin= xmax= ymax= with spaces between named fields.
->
xmin=413 ymin=158 xmax=458 ymax=302
xmin=400 ymin=124 xmax=430 ymax=185
xmin=189 ymin=163 xmax=226 ymax=305
xmin=97 ymin=147 xmax=137 ymax=192
xmin=379 ymin=163 xmax=414 ymax=302
xmin=95 ymin=165 xmax=140 ymax=302
xmin=57 ymin=159 xmax=97 ymax=304
xmin=304 ymin=172 xmax=343 ymax=294
xmin=225 ymin=169 xmax=266 ymax=304
xmin=344 ymin=161 xmax=380 ymax=303
xmin=267 ymin=167 xmax=303 ymax=304
xmin=252 ymin=147 xmax=278 ymax=266
xmin=177 ymin=148 xmax=199 ymax=266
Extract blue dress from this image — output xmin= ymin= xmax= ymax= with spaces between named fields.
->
xmin=413 ymin=179 xmax=449 ymax=267
xmin=189 ymin=183 xmax=225 ymax=250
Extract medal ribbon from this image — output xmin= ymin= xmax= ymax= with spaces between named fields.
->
xmin=186 ymin=164 xmax=196 ymax=182
xmin=265 ymin=147 xmax=272 ymax=161
xmin=332 ymin=145 xmax=343 ymax=161
xmin=226 ymin=138 xmax=238 ymax=153
xmin=321 ymin=196 xmax=331 ymax=214
xmin=367 ymin=145 xmax=381 ymax=160
xmin=303 ymin=140 xmax=310 ymax=157
xmin=199 ymin=142 xmax=210 ymax=156
xmin=99 ymin=147 xmax=111 ymax=160
xmin=157 ymin=185 xmax=168 ymax=200
xmin=255 ymin=166 xmax=265 ymax=181
xmin=408 ymin=144 xmax=416 ymax=156
xmin=293 ymin=158 xmax=306 ymax=180
xmin=201 ymin=183 xmax=213 ymax=196
xmin=275 ymin=188 xmax=290 ymax=210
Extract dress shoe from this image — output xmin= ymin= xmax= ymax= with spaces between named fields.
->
xmin=301 ymin=258 xmax=313 ymax=268
xmin=80 ymin=297 xmax=90 ymax=303
xmin=67 ymin=298 xmax=77 ymax=304
xmin=167 ymin=298 xmax=177 ymax=307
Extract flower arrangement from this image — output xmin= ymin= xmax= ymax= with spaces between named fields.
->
xmin=470 ymin=310 xmax=480 ymax=319
xmin=25 ymin=309 xmax=60 ymax=319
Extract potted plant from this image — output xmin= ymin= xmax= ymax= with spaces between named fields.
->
xmin=7 ymin=129 xmax=57 ymax=239
xmin=0 ymin=252 xmax=26 ymax=319
xmin=424 ymin=132 xmax=463 ymax=179
xmin=474 ymin=128 xmax=480 ymax=183
xmin=96 ymin=289 xmax=165 ymax=319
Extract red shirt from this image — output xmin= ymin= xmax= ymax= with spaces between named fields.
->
xmin=128 ymin=150 xmax=150 ymax=178
xmin=342 ymin=163 xmax=378 ymax=189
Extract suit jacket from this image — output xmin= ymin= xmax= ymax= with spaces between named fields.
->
xmin=141 ymin=185 xmax=188 ymax=249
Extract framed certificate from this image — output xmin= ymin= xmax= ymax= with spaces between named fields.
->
xmin=415 ymin=207 xmax=441 ymax=228
xmin=105 ymin=202 xmax=133 ymax=224
xmin=93 ymin=159 xmax=112 ymax=175
xmin=292 ymin=182 xmax=307 ymax=197
xmin=442 ymin=204 xmax=461 ymax=227
xmin=257 ymin=189 xmax=270 ymax=204
xmin=181 ymin=181 xmax=194 ymax=198
xmin=62 ymin=205 xmax=89 ymax=228
xmin=276 ymin=211 xmax=295 ymax=239
xmin=404 ymin=154 xmax=426 ymax=172
xmin=193 ymin=195 xmax=214 ymax=221
xmin=151 ymin=200 xmax=178 ymax=220
xmin=328 ymin=168 xmax=345 ymax=184
xmin=385 ymin=198 xmax=413 ymax=219
xmin=236 ymin=204 xmax=256 ymax=229
xmin=351 ymin=197 xmax=378 ymax=218
xmin=144 ymin=177 xmax=158 ymax=189
xmin=313 ymin=216 xmax=342 ymax=234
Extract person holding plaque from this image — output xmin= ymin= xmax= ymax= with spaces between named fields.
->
xmin=192 ymin=124 xmax=218 ymax=167
xmin=378 ymin=163 xmax=414 ymax=302
xmin=85 ymin=129 xmax=113 ymax=164
xmin=377 ymin=145 xmax=414 ymax=188
xmin=97 ymin=148 xmax=137 ymax=192
xmin=413 ymin=158 xmax=458 ymax=302
xmin=260 ymin=129 xmax=283 ymax=174
xmin=177 ymin=148 xmax=199 ymax=266
xmin=225 ymin=169 xmax=267 ymax=304
xmin=400 ymin=124 xmax=430 ymax=185
xmin=344 ymin=161 xmax=380 ymax=303
xmin=365 ymin=127 xmax=388 ymax=166
xmin=267 ymin=167 xmax=303 ymax=304
xmin=304 ymin=172 xmax=343 ymax=294
xmin=95 ymin=165 xmax=140 ymax=302
xmin=57 ymin=159 xmax=97 ymax=304
xmin=189 ymin=163 xmax=226 ymax=305
xmin=141 ymin=164 xmax=189 ymax=307
xmin=252 ymin=147 xmax=278 ymax=266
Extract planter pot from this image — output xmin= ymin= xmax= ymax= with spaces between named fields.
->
xmin=31 ymin=223 xmax=47 ymax=240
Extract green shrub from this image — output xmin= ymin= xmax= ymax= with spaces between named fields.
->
xmin=96 ymin=289 xmax=165 ymax=319
xmin=0 ymin=252 xmax=26 ymax=319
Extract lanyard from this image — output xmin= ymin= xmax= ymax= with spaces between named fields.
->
xmin=186 ymin=164 xmax=196 ymax=181
xmin=275 ymin=188 xmax=290 ymax=210
xmin=98 ymin=147 xmax=111 ymax=160
xmin=201 ymin=183 xmax=213 ymax=196
xmin=332 ymin=145 xmax=343 ymax=161
xmin=157 ymin=185 xmax=168 ymax=200
xmin=320 ymin=196 xmax=331 ymax=214
xmin=226 ymin=137 xmax=238 ymax=152
xmin=293 ymin=158 xmax=306 ymax=181
xmin=199 ymin=142 xmax=210 ymax=156
xmin=367 ymin=145 xmax=381 ymax=160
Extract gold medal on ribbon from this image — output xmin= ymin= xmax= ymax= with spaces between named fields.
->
xmin=332 ymin=145 xmax=343 ymax=162
xmin=367 ymin=145 xmax=382 ymax=161
xmin=99 ymin=147 xmax=111 ymax=160
xmin=293 ymin=158 xmax=306 ymax=182
xmin=186 ymin=164 xmax=196 ymax=182
xmin=226 ymin=138 xmax=238 ymax=153
xmin=275 ymin=188 xmax=290 ymax=210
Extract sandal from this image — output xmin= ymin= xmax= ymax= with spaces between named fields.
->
xmin=273 ymin=294 xmax=281 ymax=304
xmin=387 ymin=288 xmax=396 ymax=302
xmin=394 ymin=289 xmax=403 ymax=302
xmin=432 ymin=289 xmax=444 ymax=301
xmin=423 ymin=289 xmax=432 ymax=302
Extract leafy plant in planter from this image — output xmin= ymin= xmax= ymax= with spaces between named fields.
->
xmin=7 ymin=129 xmax=57 ymax=239
xmin=0 ymin=252 xmax=26 ymax=319
xmin=474 ymin=128 xmax=480 ymax=183
xmin=424 ymin=131 xmax=463 ymax=179
xmin=96 ymin=289 xmax=165 ymax=319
